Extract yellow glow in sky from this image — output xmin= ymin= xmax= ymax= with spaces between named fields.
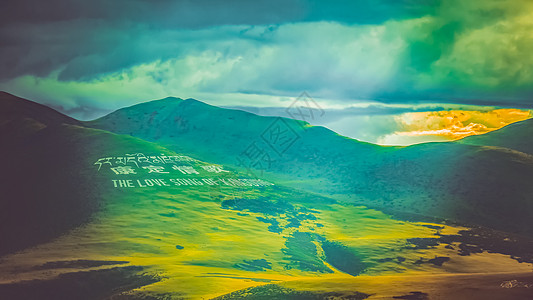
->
xmin=379 ymin=109 xmax=532 ymax=145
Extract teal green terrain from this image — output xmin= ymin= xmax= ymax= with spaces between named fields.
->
xmin=89 ymin=97 xmax=533 ymax=236
xmin=1 ymin=92 xmax=533 ymax=299
xmin=459 ymin=118 xmax=533 ymax=155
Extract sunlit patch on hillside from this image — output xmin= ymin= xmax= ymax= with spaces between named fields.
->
xmin=378 ymin=109 xmax=532 ymax=145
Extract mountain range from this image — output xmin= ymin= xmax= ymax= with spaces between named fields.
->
xmin=88 ymin=95 xmax=533 ymax=236
xmin=2 ymin=91 xmax=533 ymax=299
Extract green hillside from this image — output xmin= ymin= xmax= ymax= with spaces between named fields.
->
xmin=3 ymin=92 xmax=533 ymax=299
xmin=0 ymin=92 xmax=502 ymax=299
xmin=88 ymin=97 xmax=533 ymax=236
xmin=459 ymin=118 xmax=533 ymax=155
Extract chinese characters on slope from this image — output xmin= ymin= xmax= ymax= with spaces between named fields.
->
xmin=95 ymin=153 xmax=198 ymax=171
xmin=93 ymin=153 xmax=273 ymax=188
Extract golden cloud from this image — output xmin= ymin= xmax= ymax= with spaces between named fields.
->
xmin=379 ymin=109 xmax=531 ymax=145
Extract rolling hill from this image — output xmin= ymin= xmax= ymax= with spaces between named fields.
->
xmin=459 ymin=118 xmax=533 ymax=155
xmin=0 ymin=91 xmax=90 ymax=255
xmin=88 ymin=96 xmax=533 ymax=236
xmin=0 ymin=92 xmax=466 ymax=298
xmin=2 ymin=92 xmax=533 ymax=299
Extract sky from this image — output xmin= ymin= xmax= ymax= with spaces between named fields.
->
xmin=1 ymin=0 xmax=533 ymax=144
xmin=232 ymin=104 xmax=531 ymax=145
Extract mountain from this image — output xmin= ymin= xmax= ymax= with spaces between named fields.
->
xmin=0 ymin=91 xmax=79 ymax=141
xmin=3 ymin=92 xmax=533 ymax=299
xmin=1 ymin=92 xmax=364 ymax=297
xmin=89 ymin=97 xmax=533 ymax=236
xmin=459 ymin=118 xmax=533 ymax=155
xmin=87 ymin=96 xmax=380 ymax=164
xmin=0 ymin=91 xmax=78 ymax=126
xmin=0 ymin=92 xmax=187 ymax=255
xmin=87 ymin=97 xmax=386 ymax=194
xmin=0 ymin=91 xmax=86 ymax=255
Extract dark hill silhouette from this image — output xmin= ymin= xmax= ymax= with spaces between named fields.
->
xmin=459 ymin=118 xmax=533 ymax=155
xmin=0 ymin=92 xmax=177 ymax=255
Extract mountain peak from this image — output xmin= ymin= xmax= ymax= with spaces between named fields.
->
xmin=146 ymin=96 xmax=185 ymax=106
xmin=0 ymin=91 xmax=79 ymax=126
xmin=160 ymin=96 xmax=183 ymax=101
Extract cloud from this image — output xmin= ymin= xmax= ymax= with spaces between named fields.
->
xmin=379 ymin=109 xmax=532 ymax=145
xmin=1 ymin=0 xmax=533 ymax=114
xmin=226 ymin=102 xmax=532 ymax=146
xmin=0 ymin=20 xmax=413 ymax=110
xmin=0 ymin=0 xmax=433 ymax=28
xmin=391 ymin=0 xmax=533 ymax=102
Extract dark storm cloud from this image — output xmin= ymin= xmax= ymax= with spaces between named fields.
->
xmin=1 ymin=0 xmax=533 ymax=111
xmin=1 ymin=0 xmax=303 ymax=28
xmin=1 ymin=0 xmax=434 ymax=28
xmin=0 ymin=0 xmax=431 ymax=81
xmin=0 ymin=0 xmax=291 ymax=80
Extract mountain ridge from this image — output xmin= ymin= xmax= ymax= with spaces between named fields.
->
xmin=3 ymin=91 xmax=533 ymax=236
xmin=459 ymin=118 xmax=533 ymax=155
xmin=85 ymin=94 xmax=533 ymax=236
xmin=3 ymin=91 xmax=533 ymax=299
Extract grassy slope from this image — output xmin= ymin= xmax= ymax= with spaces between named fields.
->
xmin=459 ymin=118 xmax=533 ymax=155
xmin=3 ymin=93 xmax=533 ymax=299
xmin=0 ymin=120 xmax=182 ymax=255
xmin=88 ymin=97 xmax=533 ymax=236
xmin=0 ymin=92 xmax=85 ymax=255
xmin=1 ymin=93 xmax=487 ymax=299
